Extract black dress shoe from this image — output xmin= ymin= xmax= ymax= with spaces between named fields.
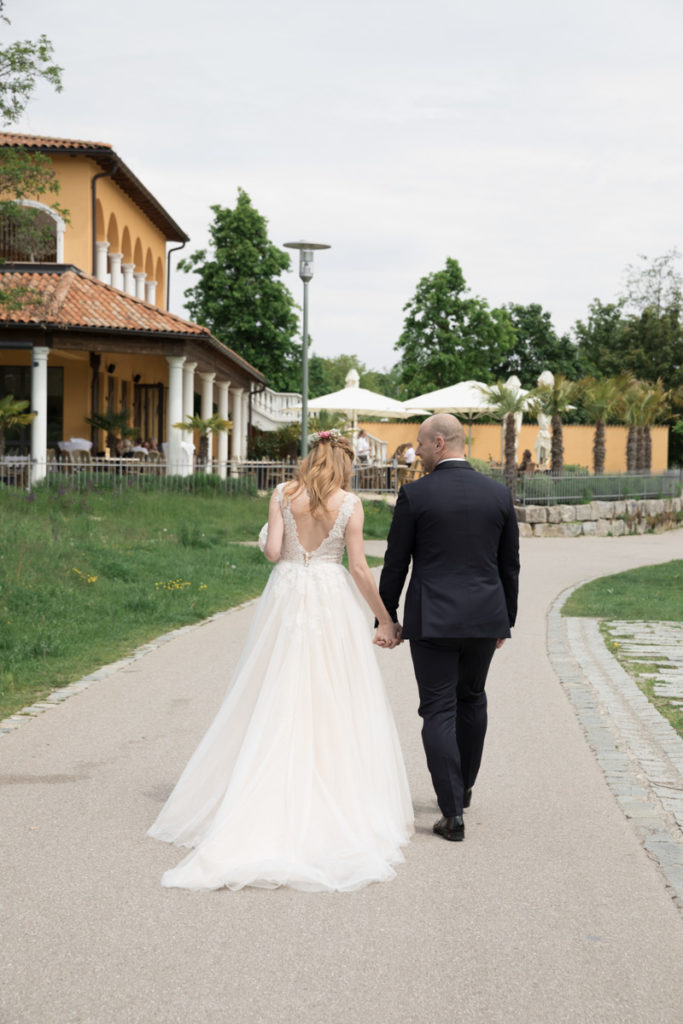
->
xmin=433 ymin=815 xmax=465 ymax=841
xmin=463 ymin=787 xmax=472 ymax=809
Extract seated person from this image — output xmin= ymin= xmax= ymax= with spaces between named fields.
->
xmin=518 ymin=449 xmax=536 ymax=473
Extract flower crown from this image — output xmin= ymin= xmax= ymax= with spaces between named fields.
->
xmin=308 ymin=428 xmax=345 ymax=447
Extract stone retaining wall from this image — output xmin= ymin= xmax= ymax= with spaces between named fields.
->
xmin=516 ymin=498 xmax=683 ymax=537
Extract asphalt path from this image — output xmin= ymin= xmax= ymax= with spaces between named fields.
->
xmin=2 ymin=530 xmax=683 ymax=1024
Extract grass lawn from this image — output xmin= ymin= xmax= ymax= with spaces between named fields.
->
xmin=562 ymin=560 xmax=683 ymax=621
xmin=562 ymin=560 xmax=683 ymax=737
xmin=0 ymin=488 xmax=394 ymax=719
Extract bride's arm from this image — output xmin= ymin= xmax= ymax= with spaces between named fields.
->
xmin=263 ymin=489 xmax=284 ymax=563
xmin=345 ymin=501 xmax=398 ymax=644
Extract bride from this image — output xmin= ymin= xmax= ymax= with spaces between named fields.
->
xmin=148 ymin=429 xmax=414 ymax=892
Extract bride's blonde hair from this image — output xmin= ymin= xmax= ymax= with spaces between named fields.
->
xmin=283 ymin=430 xmax=354 ymax=518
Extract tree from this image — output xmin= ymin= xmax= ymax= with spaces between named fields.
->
xmin=0 ymin=2 xmax=63 ymax=123
xmin=394 ymin=258 xmax=516 ymax=397
xmin=179 ymin=190 xmax=300 ymax=391
xmin=574 ymin=252 xmax=683 ymax=391
xmin=528 ymin=375 xmax=576 ymax=476
xmin=0 ymin=393 xmax=34 ymax=459
xmin=502 ymin=303 xmax=583 ymax=388
xmin=576 ymin=376 xmax=625 ymax=475
xmin=0 ymin=3 xmax=65 ymax=309
xmin=307 ymin=352 xmax=401 ymax=400
xmin=479 ymin=381 xmax=527 ymax=496
xmin=573 ymin=299 xmax=627 ymax=379
xmin=623 ymin=249 xmax=682 ymax=317
xmin=173 ymin=413 xmax=231 ymax=468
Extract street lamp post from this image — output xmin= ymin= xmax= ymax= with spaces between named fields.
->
xmin=283 ymin=240 xmax=330 ymax=456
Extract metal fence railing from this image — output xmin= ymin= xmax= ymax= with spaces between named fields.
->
xmin=511 ymin=470 xmax=681 ymax=506
xmin=2 ymin=457 xmax=680 ymax=504
xmin=0 ymin=457 xmax=301 ymax=494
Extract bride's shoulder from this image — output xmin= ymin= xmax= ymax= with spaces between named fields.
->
xmin=340 ymin=489 xmax=361 ymax=510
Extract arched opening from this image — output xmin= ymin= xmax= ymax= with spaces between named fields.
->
xmin=106 ymin=212 xmax=120 ymax=253
xmin=0 ymin=200 xmax=65 ymax=262
xmin=133 ymin=238 xmax=143 ymax=271
xmin=144 ymin=248 xmax=154 ymax=279
xmin=121 ymin=226 xmax=132 ymax=263
xmin=155 ymin=256 xmax=165 ymax=307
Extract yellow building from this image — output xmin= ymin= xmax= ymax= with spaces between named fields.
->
xmin=0 ymin=132 xmax=265 ymax=477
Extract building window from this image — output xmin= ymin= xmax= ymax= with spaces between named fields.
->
xmin=0 ymin=200 xmax=64 ymax=262
xmin=0 ymin=364 xmax=63 ymax=453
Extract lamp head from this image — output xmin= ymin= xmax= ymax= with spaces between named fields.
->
xmin=283 ymin=240 xmax=330 ymax=283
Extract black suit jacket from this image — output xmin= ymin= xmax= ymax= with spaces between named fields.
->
xmin=379 ymin=461 xmax=520 ymax=640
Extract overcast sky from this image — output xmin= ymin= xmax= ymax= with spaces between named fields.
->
xmin=10 ymin=0 xmax=683 ymax=372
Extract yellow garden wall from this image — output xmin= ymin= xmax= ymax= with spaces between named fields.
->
xmin=359 ymin=421 xmax=670 ymax=472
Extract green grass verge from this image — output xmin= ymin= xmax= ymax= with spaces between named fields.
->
xmin=562 ymin=561 xmax=683 ymax=620
xmin=563 ymin=560 xmax=683 ymax=738
xmin=0 ymin=489 xmax=392 ymax=719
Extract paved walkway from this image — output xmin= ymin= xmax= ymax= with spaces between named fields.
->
xmin=2 ymin=531 xmax=683 ymax=1024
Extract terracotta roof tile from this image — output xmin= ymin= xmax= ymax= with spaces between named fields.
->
xmin=0 ymin=132 xmax=113 ymax=150
xmin=0 ymin=265 xmax=266 ymax=381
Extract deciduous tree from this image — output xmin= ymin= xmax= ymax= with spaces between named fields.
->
xmin=502 ymin=303 xmax=583 ymax=388
xmin=394 ymin=258 xmax=516 ymax=397
xmin=179 ymin=190 xmax=300 ymax=391
xmin=0 ymin=3 xmax=65 ymax=309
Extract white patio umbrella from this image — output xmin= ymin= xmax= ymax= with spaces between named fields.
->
xmin=403 ymin=379 xmax=496 ymax=455
xmin=304 ymin=370 xmax=418 ymax=433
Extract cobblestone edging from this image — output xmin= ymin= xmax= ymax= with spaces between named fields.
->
xmin=517 ymin=497 xmax=682 ymax=537
xmin=548 ymin=590 xmax=683 ymax=913
xmin=0 ymin=598 xmax=259 ymax=738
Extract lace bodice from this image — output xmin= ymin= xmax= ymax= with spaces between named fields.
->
xmin=276 ymin=484 xmax=359 ymax=566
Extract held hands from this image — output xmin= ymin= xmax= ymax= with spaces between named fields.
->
xmin=373 ymin=621 xmax=403 ymax=649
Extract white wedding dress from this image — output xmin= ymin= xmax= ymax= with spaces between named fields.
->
xmin=148 ymin=485 xmax=413 ymax=892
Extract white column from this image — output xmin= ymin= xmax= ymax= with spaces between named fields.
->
xmin=166 ymin=355 xmax=185 ymax=475
xmin=216 ymin=380 xmax=230 ymax=480
xmin=109 ymin=252 xmax=123 ymax=290
xmin=145 ymin=280 xmax=157 ymax=305
xmin=95 ymin=240 xmax=109 ymax=282
xmin=198 ymin=371 xmax=215 ymax=470
xmin=231 ymin=386 xmax=244 ymax=460
xmin=241 ymin=391 xmax=250 ymax=460
xmin=134 ymin=272 xmax=146 ymax=300
xmin=122 ymin=263 xmax=135 ymax=295
xmin=30 ymin=346 xmax=49 ymax=485
xmin=182 ymin=361 xmax=197 ymax=445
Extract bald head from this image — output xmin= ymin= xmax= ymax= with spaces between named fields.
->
xmin=416 ymin=414 xmax=466 ymax=472
xmin=422 ymin=414 xmax=466 ymax=452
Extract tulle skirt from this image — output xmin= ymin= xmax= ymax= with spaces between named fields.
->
xmin=147 ymin=559 xmax=414 ymax=892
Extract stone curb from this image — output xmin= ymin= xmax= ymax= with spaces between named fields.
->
xmin=0 ymin=597 xmax=260 ymax=738
xmin=548 ymin=587 xmax=683 ymax=913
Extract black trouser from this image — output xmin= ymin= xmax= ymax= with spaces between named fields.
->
xmin=409 ymin=637 xmax=497 ymax=818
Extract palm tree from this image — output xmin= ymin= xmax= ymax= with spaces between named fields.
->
xmin=528 ymin=375 xmax=576 ymax=477
xmin=0 ymin=395 xmax=36 ymax=460
xmin=479 ymin=381 xmax=527 ymax=496
xmin=309 ymin=410 xmax=348 ymax=435
xmin=173 ymin=413 xmax=232 ymax=468
xmin=577 ymin=375 xmax=626 ymax=475
xmin=639 ymin=379 xmax=670 ymax=472
xmin=85 ymin=409 xmax=137 ymax=456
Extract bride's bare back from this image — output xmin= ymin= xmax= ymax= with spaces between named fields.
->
xmin=285 ymin=486 xmax=349 ymax=553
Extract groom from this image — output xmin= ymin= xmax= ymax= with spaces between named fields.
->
xmin=377 ymin=414 xmax=519 ymax=841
